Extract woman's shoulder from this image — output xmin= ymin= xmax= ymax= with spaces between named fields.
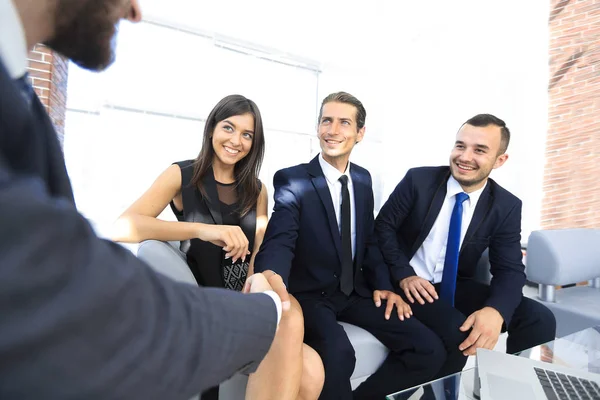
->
xmin=172 ymin=160 xmax=196 ymax=186
xmin=172 ymin=159 xmax=195 ymax=170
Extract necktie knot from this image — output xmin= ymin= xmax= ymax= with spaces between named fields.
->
xmin=456 ymin=192 xmax=469 ymax=205
xmin=339 ymin=175 xmax=348 ymax=187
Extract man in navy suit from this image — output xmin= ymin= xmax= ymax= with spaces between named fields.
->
xmin=0 ymin=0 xmax=286 ymax=398
xmin=255 ymin=92 xmax=448 ymax=399
xmin=375 ymin=114 xmax=556 ymax=378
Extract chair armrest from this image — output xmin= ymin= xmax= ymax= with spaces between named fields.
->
xmin=137 ymin=240 xmax=195 ymax=285
xmin=526 ymin=229 xmax=600 ymax=286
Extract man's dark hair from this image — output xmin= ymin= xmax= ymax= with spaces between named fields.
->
xmin=463 ymin=113 xmax=510 ymax=154
xmin=318 ymin=92 xmax=367 ymax=130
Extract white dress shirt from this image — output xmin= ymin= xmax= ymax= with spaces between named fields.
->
xmin=410 ymin=176 xmax=487 ymax=283
xmin=0 ymin=0 xmax=28 ymax=79
xmin=318 ymin=153 xmax=357 ymax=258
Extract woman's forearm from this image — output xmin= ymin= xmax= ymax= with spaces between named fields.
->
xmin=111 ymin=214 xmax=201 ymax=243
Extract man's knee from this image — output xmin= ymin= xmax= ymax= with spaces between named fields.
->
xmin=399 ymin=320 xmax=447 ymax=374
xmin=441 ymin=313 xmax=470 ymax=350
xmin=428 ymin=334 xmax=447 ymax=372
xmin=508 ymin=299 xmax=557 ymax=353
xmin=533 ymin=301 xmax=557 ymax=339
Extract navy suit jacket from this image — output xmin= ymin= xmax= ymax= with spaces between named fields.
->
xmin=254 ymin=155 xmax=395 ymax=298
xmin=375 ymin=166 xmax=526 ymax=325
xmin=0 ymin=59 xmax=276 ymax=399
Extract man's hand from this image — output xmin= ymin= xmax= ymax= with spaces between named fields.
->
xmin=262 ymin=270 xmax=291 ymax=312
xmin=373 ymin=290 xmax=412 ymax=321
xmin=458 ymin=307 xmax=504 ymax=356
xmin=243 ymin=271 xmax=291 ymax=312
xmin=399 ymin=276 xmax=438 ymax=305
xmin=242 ymin=272 xmax=271 ymax=292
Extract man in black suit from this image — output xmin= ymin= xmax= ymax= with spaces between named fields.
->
xmin=255 ymin=92 xmax=448 ymax=399
xmin=375 ymin=114 xmax=556 ymax=378
xmin=0 ymin=0 xmax=286 ymax=398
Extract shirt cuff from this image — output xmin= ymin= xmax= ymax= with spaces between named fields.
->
xmin=262 ymin=290 xmax=282 ymax=326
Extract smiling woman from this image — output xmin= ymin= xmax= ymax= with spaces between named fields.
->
xmin=188 ymin=95 xmax=264 ymax=218
xmin=111 ymin=94 xmax=324 ymax=400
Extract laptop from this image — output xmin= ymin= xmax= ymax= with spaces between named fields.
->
xmin=476 ymin=348 xmax=600 ymax=400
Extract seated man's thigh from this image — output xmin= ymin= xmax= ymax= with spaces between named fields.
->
xmin=339 ymin=296 xmax=444 ymax=357
xmin=454 ymin=279 xmax=493 ymax=317
xmin=399 ymin=290 xmax=468 ymax=352
xmin=298 ymin=298 xmax=356 ymax=373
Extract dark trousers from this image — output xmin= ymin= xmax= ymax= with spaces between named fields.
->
xmin=200 ymin=386 xmax=218 ymax=400
xmin=400 ymin=279 xmax=557 ymax=379
xmin=299 ymin=290 xmax=447 ymax=400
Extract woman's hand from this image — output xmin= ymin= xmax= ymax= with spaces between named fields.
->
xmin=197 ymin=224 xmax=250 ymax=263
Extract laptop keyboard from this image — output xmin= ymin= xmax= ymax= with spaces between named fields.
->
xmin=534 ymin=367 xmax=600 ymax=400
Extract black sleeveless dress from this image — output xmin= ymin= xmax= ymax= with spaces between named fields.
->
xmin=218 ymin=189 xmax=249 ymax=291
xmin=169 ymin=160 xmax=257 ymax=291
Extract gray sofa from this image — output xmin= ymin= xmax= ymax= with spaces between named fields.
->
xmin=136 ymin=240 xmax=389 ymax=399
xmin=526 ymin=229 xmax=600 ymax=338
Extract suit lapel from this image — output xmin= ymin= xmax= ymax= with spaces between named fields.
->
xmin=308 ymin=156 xmax=342 ymax=263
xmin=350 ymin=165 xmax=365 ymax=263
xmin=413 ymin=175 xmax=448 ymax=253
xmin=201 ymin=168 xmax=223 ymax=225
xmin=31 ymin=97 xmax=75 ymax=203
xmin=0 ymin=60 xmax=75 ymax=204
xmin=461 ymin=182 xmax=493 ymax=251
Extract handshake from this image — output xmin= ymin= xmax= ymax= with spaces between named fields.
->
xmin=243 ymin=270 xmax=292 ymax=313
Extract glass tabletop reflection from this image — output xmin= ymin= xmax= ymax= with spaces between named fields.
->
xmin=386 ymin=325 xmax=600 ymax=399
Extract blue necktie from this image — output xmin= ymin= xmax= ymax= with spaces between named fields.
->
xmin=440 ymin=192 xmax=470 ymax=306
xmin=15 ymin=73 xmax=35 ymax=106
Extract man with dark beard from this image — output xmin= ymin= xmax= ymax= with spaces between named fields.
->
xmin=0 ymin=1 xmax=287 ymax=398
xmin=375 ymin=114 xmax=556 ymax=381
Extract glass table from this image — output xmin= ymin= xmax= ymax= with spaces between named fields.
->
xmin=386 ymin=325 xmax=600 ymax=399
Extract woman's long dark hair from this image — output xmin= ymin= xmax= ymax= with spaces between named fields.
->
xmin=191 ymin=94 xmax=265 ymax=217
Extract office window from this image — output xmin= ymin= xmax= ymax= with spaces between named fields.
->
xmin=64 ymin=20 xmax=320 ymax=235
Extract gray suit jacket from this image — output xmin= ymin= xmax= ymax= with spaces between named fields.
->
xmin=0 ymin=58 xmax=277 ymax=399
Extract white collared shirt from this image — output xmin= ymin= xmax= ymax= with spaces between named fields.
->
xmin=410 ymin=176 xmax=487 ymax=283
xmin=318 ymin=153 xmax=357 ymax=258
xmin=0 ymin=0 xmax=28 ymax=78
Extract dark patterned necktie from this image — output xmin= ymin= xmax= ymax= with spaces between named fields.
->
xmin=339 ymin=175 xmax=353 ymax=296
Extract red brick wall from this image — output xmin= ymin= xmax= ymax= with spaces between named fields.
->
xmin=543 ymin=0 xmax=600 ymax=229
xmin=26 ymin=44 xmax=69 ymax=147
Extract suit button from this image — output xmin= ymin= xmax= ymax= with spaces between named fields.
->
xmin=321 ymin=291 xmax=326 ymax=296
xmin=360 ymin=268 xmax=363 ymax=271
xmin=333 ymin=273 xmax=338 ymax=278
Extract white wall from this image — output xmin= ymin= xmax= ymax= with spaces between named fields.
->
xmin=372 ymin=1 xmax=550 ymax=239
xmin=64 ymin=0 xmax=549 ymax=239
